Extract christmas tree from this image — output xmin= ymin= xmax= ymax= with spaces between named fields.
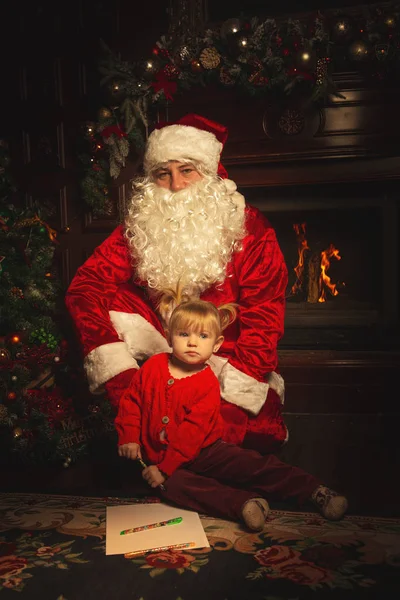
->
xmin=0 ymin=139 xmax=114 ymax=467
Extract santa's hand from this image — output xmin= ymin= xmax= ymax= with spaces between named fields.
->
xmin=118 ymin=442 xmax=141 ymax=460
xmin=142 ymin=465 xmax=166 ymax=488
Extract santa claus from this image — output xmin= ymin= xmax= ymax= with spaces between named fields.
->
xmin=66 ymin=114 xmax=289 ymax=453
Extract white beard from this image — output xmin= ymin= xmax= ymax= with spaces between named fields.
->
xmin=125 ymin=177 xmax=246 ymax=301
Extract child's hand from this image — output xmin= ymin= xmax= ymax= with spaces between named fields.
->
xmin=118 ymin=442 xmax=142 ymax=460
xmin=142 ymin=465 xmax=166 ymax=488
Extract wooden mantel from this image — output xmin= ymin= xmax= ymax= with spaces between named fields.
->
xmin=160 ymin=72 xmax=400 ymax=187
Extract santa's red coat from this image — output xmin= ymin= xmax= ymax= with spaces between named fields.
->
xmin=66 ymin=205 xmax=289 ymax=453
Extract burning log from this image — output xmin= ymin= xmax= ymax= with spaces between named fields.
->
xmin=307 ymin=252 xmax=321 ymax=303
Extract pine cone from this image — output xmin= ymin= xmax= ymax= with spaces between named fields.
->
xmin=199 ymin=47 xmax=221 ymax=69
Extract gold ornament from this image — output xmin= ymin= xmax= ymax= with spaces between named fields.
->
xmin=199 ymin=47 xmax=221 ymax=69
xmin=13 ymin=427 xmax=23 ymax=439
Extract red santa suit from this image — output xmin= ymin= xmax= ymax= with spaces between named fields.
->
xmin=65 ymin=114 xmax=289 ymax=453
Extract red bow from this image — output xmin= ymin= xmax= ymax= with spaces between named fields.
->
xmin=151 ymin=72 xmax=177 ymax=101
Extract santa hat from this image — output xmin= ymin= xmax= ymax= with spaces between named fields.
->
xmin=143 ymin=114 xmax=229 ymax=178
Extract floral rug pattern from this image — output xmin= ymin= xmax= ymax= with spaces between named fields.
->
xmin=0 ymin=492 xmax=399 ymax=599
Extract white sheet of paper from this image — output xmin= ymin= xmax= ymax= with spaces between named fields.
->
xmin=106 ymin=503 xmax=210 ymax=555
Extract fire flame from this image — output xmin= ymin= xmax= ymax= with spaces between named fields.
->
xmin=291 ymin=223 xmax=342 ymax=302
xmin=291 ymin=223 xmax=309 ymax=295
xmin=318 ymin=243 xmax=341 ymax=302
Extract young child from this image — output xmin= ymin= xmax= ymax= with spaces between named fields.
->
xmin=115 ymin=298 xmax=348 ymax=531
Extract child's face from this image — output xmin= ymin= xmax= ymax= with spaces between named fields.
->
xmin=170 ymin=326 xmax=223 ymax=366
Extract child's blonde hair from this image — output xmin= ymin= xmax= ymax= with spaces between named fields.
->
xmin=169 ymin=299 xmax=237 ymax=338
xmin=157 ymin=283 xmax=237 ymax=338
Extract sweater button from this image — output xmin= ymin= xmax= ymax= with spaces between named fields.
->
xmin=162 ymin=416 xmax=170 ymax=424
xmin=167 ymin=378 xmax=174 ymax=385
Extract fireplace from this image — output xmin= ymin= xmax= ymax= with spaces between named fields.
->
xmin=243 ymin=180 xmax=399 ymax=351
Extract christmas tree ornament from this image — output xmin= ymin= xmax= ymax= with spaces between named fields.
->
xmin=11 ymin=375 xmax=18 ymax=381
xmin=7 ymin=391 xmax=17 ymax=401
xmin=199 ymin=47 xmax=221 ymax=69
xmin=11 ymin=334 xmax=21 ymax=344
xmin=63 ymin=456 xmax=72 ymax=468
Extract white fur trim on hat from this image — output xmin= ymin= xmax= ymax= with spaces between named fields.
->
xmin=143 ymin=124 xmax=223 ymax=175
xmin=84 ymin=342 xmax=139 ymax=394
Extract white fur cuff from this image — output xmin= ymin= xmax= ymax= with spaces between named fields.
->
xmin=109 ymin=311 xmax=171 ymax=358
xmin=218 ymin=362 xmax=285 ymax=416
xmin=219 ymin=362 xmax=269 ymax=415
xmin=84 ymin=342 xmax=139 ymax=394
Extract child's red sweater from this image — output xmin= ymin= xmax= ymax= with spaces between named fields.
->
xmin=115 ymin=352 xmax=224 ymax=475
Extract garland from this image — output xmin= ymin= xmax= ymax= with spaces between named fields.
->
xmin=79 ymin=4 xmax=400 ymax=216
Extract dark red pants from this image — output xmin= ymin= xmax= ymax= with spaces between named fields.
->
xmin=160 ymin=440 xmax=321 ymax=522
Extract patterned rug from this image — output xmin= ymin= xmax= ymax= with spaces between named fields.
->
xmin=0 ymin=492 xmax=399 ymax=599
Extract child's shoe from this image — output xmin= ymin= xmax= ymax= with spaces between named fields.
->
xmin=311 ymin=485 xmax=348 ymax=521
xmin=242 ymin=498 xmax=269 ymax=531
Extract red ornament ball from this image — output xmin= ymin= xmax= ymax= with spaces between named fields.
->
xmin=7 ymin=391 xmax=17 ymax=401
